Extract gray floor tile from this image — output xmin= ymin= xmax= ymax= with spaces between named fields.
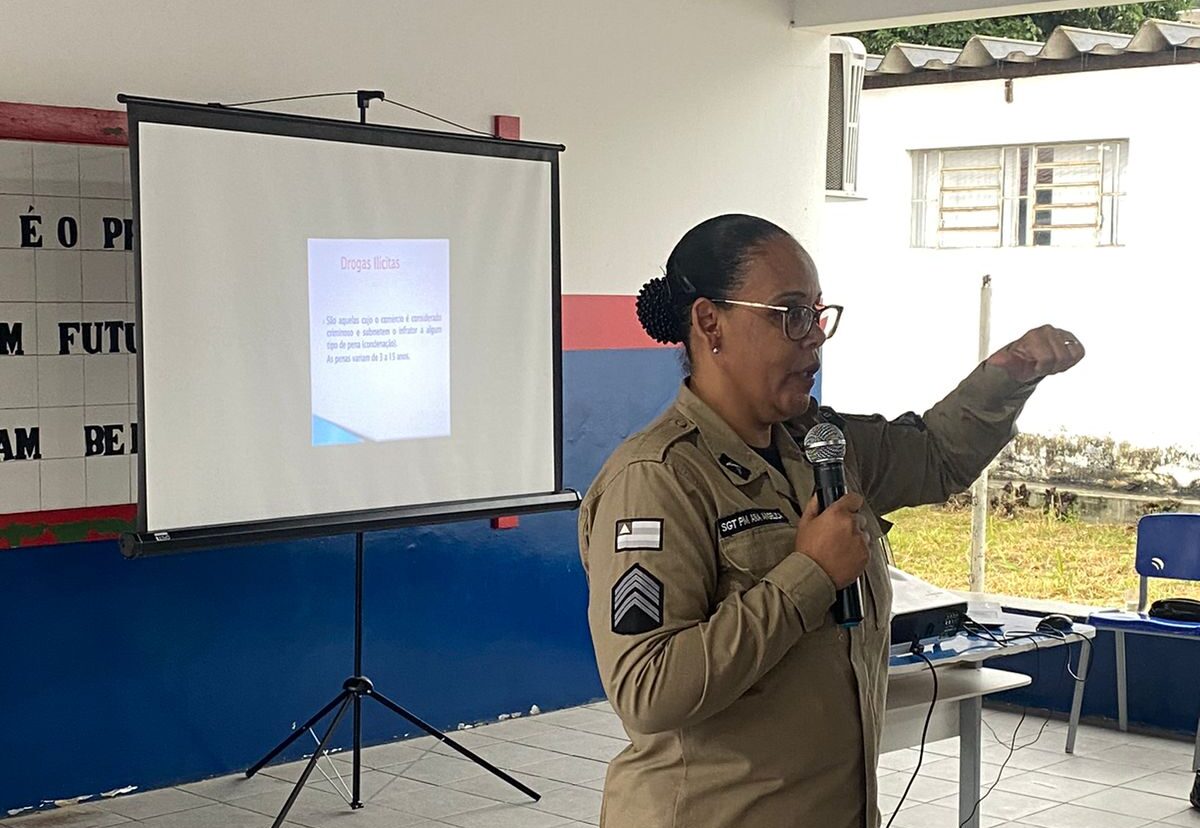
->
xmin=577 ymin=776 xmax=606 ymax=792
xmin=258 ymin=755 xmax=353 ymax=785
xmin=531 ymin=709 xmax=612 ymax=729
xmin=516 ymin=727 xmax=628 ymax=762
xmin=923 ymin=738 xmax=962 ymax=758
xmin=470 ymin=741 xmax=565 ymax=770
xmin=179 ymin=770 xmax=299 ymax=804
xmin=1016 ymin=802 xmax=1155 ymax=828
xmin=1123 ymin=771 xmax=1200 ymax=802
xmin=233 ymin=786 xmax=429 ymax=828
xmin=438 ymin=803 xmax=575 ymax=828
xmin=357 ymin=741 xmax=428 ymax=770
xmin=4 ymin=804 xmax=133 ymax=827
xmin=1156 ymin=808 xmax=1200 ymax=827
xmin=517 ymin=756 xmax=609 ymax=785
xmin=559 ymin=716 xmax=629 ymax=740
xmin=890 ymin=801 xmax=1005 ymax=828
xmin=1074 ymin=787 xmax=1195 ymax=822
xmin=528 ymin=784 xmax=603 ymax=822
xmin=880 ymin=749 xmax=924 ymax=771
xmin=878 ymin=791 xmax=903 ymax=814
xmin=1040 ymin=755 xmax=1159 ymax=786
xmin=95 ymin=788 xmax=212 ymax=820
xmin=477 ymin=717 xmax=561 ymax=742
xmin=444 ymin=771 xmax=568 ymax=803
xmin=1090 ymin=744 xmax=1195 ymax=772
xmin=877 ymin=772 xmax=959 ymax=803
xmin=368 ymin=779 xmax=495 ymax=820
xmin=308 ymin=769 xmax=402 ymax=802
xmin=402 ymin=730 xmax=503 ymax=754
xmin=137 ymin=802 xmax=280 ymax=828
xmin=399 ymin=754 xmax=487 ymax=786
xmin=980 ymin=742 xmax=1067 ymax=771
xmin=19 ymin=706 xmax=1197 ymax=828
xmin=919 ymin=756 xmax=1011 ymax=786
xmin=993 ymin=768 xmax=1110 ymax=802
xmin=936 ymin=789 xmax=1058 ymax=822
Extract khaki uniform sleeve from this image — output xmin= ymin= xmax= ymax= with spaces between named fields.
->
xmin=580 ymin=460 xmax=834 ymax=735
xmin=843 ymin=360 xmax=1039 ymax=516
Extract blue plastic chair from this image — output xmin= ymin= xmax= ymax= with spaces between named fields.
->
xmin=1067 ymin=513 xmax=1200 ymax=779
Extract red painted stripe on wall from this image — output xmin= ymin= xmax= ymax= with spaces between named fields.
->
xmin=0 ymin=101 xmax=129 ymax=145
xmin=561 ymin=294 xmax=670 ymax=351
xmin=0 ymin=504 xmax=136 ymax=548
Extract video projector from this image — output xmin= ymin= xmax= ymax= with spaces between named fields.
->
xmin=889 ymin=566 xmax=968 ymax=655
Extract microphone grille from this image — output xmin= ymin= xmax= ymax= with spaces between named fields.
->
xmin=803 ymin=422 xmax=846 ymax=465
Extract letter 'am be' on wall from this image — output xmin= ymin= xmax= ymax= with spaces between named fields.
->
xmin=0 ymin=131 xmax=141 ymax=544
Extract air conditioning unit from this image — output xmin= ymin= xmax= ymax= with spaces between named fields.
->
xmin=826 ymin=36 xmax=867 ymax=196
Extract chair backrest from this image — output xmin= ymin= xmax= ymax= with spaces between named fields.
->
xmin=1136 ymin=513 xmax=1200 ymax=583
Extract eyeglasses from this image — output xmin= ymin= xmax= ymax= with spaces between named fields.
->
xmin=713 ymin=300 xmax=843 ymax=341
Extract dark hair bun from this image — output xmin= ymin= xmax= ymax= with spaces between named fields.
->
xmin=636 ymin=276 xmax=680 ymax=344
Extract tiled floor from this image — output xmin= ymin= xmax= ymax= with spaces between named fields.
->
xmin=9 ymin=703 xmax=1198 ymax=827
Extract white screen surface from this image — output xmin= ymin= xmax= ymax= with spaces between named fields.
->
xmin=136 ymin=119 xmax=557 ymax=532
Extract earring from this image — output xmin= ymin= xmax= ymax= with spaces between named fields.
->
xmin=712 ymin=346 xmax=720 ymax=354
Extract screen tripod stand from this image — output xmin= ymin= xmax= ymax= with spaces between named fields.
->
xmin=245 ymin=530 xmax=540 ymax=826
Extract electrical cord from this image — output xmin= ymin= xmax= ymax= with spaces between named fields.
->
xmin=885 ymin=646 xmax=939 ymax=828
xmin=888 ymin=616 xmax=1092 ymax=826
xmin=957 ymin=622 xmax=1093 ymax=826
xmin=898 ymin=615 xmax=1093 ymax=826
xmin=381 ymin=97 xmax=493 ymax=136
xmin=956 ymin=634 xmax=1042 ymax=828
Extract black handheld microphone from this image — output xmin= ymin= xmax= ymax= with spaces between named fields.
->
xmin=803 ymin=423 xmax=865 ymax=628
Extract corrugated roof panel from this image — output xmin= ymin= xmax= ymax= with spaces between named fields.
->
xmin=1126 ymin=19 xmax=1200 ymax=52
xmin=1041 ymin=27 xmax=1132 ymax=59
xmin=879 ymin=43 xmax=963 ymax=73
xmin=958 ymin=36 xmax=1043 ymax=66
xmin=865 ymin=18 xmax=1200 ymax=79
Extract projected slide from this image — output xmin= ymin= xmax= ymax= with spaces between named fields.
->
xmin=309 ymin=238 xmax=450 ymax=446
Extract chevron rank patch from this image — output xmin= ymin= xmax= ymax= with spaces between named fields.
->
xmin=611 ymin=564 xmax=663 ymax=635
xmin=615 ymin=518 xmax=663 ymax=552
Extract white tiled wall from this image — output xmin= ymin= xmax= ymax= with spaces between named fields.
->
xmin=1 ymin=140 xmax=136 ymax=516
xmin=0 ymin=249 xmax=35 ymax=300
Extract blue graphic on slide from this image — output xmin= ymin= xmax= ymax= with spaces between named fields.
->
xmin=308 ymin=238 xmax=451 ymax=447
xmin=311 ymin=415 xmax=364 ymax=446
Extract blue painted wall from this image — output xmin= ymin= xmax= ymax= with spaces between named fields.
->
xmin=989 ymin=627 xmax=1200 ymax=738
xmin=1 ymin=347 xmax=681 ymax=813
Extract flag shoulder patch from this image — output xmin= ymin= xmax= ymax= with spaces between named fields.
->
xmin=611 ymin=564 xmax=663 ymax=635
xmin=717 ymin=509 xmax=789 ymax=539
xmin=614 ymin=518 xmax=663 ymax=552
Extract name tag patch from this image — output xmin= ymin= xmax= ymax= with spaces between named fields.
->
xmin=717 ymin=509 xmax=788 ymax=539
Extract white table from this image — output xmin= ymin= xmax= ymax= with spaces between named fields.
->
xmin=883 ymin=613 xmax=1096 ymax=828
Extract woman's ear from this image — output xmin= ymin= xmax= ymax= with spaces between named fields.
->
xmin=692 ymin=298 xmax=721 ymax=353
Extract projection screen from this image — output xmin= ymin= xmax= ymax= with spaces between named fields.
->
xmin=120 ymin=96 xmax=574 ymax=555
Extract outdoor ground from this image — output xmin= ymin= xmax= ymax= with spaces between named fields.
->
xmin=887 ymin=505 xmax=1200 ymax=607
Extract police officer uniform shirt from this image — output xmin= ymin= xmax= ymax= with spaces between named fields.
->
xmin=578 ymin=362 xmax=1038 ymax=828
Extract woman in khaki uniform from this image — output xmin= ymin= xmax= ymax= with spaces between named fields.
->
xmin=578 ymin=215 xmax=1084 ymax=828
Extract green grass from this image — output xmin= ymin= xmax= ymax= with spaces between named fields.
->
xmin=887 ymin=505 xmax=1200 ymax=607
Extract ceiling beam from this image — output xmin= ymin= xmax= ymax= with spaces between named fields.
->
xmin=792 ymin=0 xmax=1125 ymax=33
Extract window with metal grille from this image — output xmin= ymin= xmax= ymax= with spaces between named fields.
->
xmin=911 ymin=141 xmax=1126 ymax=248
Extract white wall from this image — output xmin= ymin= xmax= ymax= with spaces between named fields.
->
xmin=793 ymin=0 xmax=1101 ymax=31
xmin=0 ymin=0 xmax=830 ymax=297
xmin=821 ymin=65 xmax=1200 ymax=458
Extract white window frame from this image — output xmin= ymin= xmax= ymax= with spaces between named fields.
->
xmin=911 ymin=140 xmax=1127 ymax=249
